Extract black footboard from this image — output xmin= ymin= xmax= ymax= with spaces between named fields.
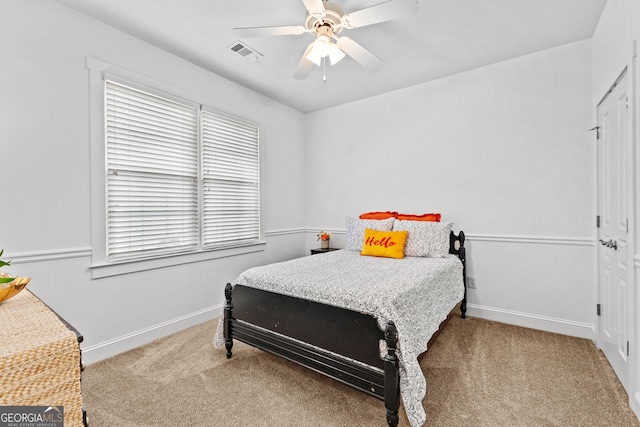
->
xmin=224 ymin=283 xmax=401 ymax=425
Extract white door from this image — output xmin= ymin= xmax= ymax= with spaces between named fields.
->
xmin=597 ymin=69 xmax=631 ymax=393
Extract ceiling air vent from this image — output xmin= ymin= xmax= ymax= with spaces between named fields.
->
xmin=228 ymin=41 xmax=262 ymax=62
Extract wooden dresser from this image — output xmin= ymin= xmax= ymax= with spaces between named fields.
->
xmin=0 ymin=290 xmax=86 ymax=426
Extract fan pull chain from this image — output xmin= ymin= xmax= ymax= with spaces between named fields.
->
xmin=323 ymin=57 xmax=327 ymax=83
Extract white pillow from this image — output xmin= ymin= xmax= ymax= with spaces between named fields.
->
xmin=392 ymin=220 xmax=452 ymax=257
xmin=345 ymin=217 xmax=395 ymax=251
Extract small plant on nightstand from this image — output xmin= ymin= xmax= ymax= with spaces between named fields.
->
xmin=317 ymin=231 xmax=331 ymax=249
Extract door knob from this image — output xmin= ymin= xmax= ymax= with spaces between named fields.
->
xmin=599 ymin=239 xmax=618 ymax=250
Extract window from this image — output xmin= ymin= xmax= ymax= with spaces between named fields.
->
xmin=201 ymin=111 xmax=260 ymax=247
xmin=104 ymin=80 xmax=260 ymax=263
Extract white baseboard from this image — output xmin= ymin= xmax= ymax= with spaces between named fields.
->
xmin=82 ymin=304 xmax=222 ymax=365
xmin=633 ymin=392 xmax=640 ymax=423
xmin=466 ymin=304 xmax=595 ymax=340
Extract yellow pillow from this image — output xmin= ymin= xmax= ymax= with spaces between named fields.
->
xmin=360 ymin=228 xmax=408 ymax=259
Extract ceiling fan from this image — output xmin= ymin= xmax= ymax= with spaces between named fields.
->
xmin=233 ymin=0 xmax=419 ymax=79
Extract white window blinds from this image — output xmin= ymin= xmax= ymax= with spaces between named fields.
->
xmin=202 ymin=111 xmax=260 ymax=246
xmin=104 ymin=80 xmax=260 ymax=263
xmin=106 ymin=81 xmax=199 ymax=261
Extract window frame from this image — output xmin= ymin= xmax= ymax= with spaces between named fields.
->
xmin=87 ymin=57 xmax=265 ymax=279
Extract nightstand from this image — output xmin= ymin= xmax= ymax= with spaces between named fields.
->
xmin=310 ymin=247 xmax=340 ymax=255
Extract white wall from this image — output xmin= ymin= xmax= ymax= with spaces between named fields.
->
xmin=592 ymin=0 xmax=640 ymax=420
xmin=304 ymin=39 xmax=595 ymax=338
xmin=0 ymin=1 xmax=306 ymax=363
xmin=592 ymin=0 xmax=640 ymax=100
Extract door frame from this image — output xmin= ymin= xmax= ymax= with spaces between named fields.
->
xmin=630 ymin=39 xmax=640 ymax=420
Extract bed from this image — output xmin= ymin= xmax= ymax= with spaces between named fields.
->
xmin=213 ymin=217 xmax=467 ymax=427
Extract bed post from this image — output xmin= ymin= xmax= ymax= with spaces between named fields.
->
xmin=449 ymin=230 xmax=467 ymax=319
xmin=224 ymin=283 xmax=234 ymax=359
xmin=458 ymin=231 xmax=467 ymax=319
xmin=384 ymin=321 xmax=400 ymax=427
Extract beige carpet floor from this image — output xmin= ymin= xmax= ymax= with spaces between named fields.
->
xmin=82 ymin=316 xmax=639 ymax=426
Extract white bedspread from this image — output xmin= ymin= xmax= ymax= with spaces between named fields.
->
xmin=214 ymin=249 xmax=463 ymax=427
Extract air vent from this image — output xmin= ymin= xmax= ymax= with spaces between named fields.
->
xmin=228 ymin=41 xmax=262 ymax=62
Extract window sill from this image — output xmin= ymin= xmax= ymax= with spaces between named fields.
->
xmin=90 ymin=241 xmax=266 ymax=279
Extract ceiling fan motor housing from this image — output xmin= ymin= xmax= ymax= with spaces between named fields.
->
xmin=305 ymin=1 xmax=344 ymax=36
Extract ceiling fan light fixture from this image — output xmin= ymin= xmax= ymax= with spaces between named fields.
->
xmin=328 ymin=43 xmax=345 ymax=65
xmin=306 ymin=34 xmax=331 ymax=65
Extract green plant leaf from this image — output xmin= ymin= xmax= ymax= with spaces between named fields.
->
xmin=0 ymin=277 xmax=15 ymax=283
xmin=0 ymin=249 xmax=10 ymax=266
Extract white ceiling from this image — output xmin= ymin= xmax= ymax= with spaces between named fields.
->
xmin=55 ymin=0 xmax=607 ymax=113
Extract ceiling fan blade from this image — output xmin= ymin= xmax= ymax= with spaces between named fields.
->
xmin=342 ymin=0 xmax=418 ymax=29
xmin=336 ymin=37 xmax=384 ymax=72
xmin=293 ymin=43 xmax=315 ymax=80
xmin=301 ymin=0 xmax=326 ymax=16
xmin=233 ymin=25 xmax=306 ymax=38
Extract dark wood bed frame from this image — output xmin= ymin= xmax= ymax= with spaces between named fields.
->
xmin=223 ymin=231 xmax=466 ymax=427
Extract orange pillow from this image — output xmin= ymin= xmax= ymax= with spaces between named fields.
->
xmin=396 ymin=213 xmax=441 ymax=222
xmin=359 ymin=211 xmax=398 ymax=220
xmin=360 ymin=228 xmax=408 ymax=259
